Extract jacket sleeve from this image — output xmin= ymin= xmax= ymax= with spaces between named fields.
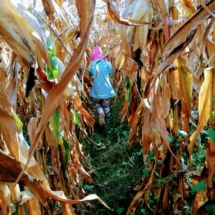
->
xmin=106 ymin=60 xmax=113 ymax=74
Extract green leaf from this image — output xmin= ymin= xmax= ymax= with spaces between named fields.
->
xmin=119 ymin=195 xmax=126 ymax=200
xmin=12 ymin=112 xmax=23 ymax=133
xmin=134 ymin=94 xmax=141 ymax=98
xmin=168 ymin=136 xmax=174 ymax=142
xmin=157 ymin=160 xmax=163 ymax=165
xmin=212 ymin=98 xmax=215 ymax=101
xmin=60 ymin=136 xmax=70 ymax=165
xmin=191 ymin=181 xmax=207 ymax=193
xmin=208 ymin=128 xmax=215 ymax=141
xmin=125 ymin=75 xmax=131 ymax=103
xmin=196 ymin=154 xmax=205 ymax=159
xmin=83 ymin=185 xmax=92 ymax=190
xmin=46 ymin=34 xmax=59 ymax=80
xmin=213 ymin=175 xmax=215 ymax=183
xmin=46 ymin=57 xmax=58 ymax=80
xmin=117 ymin=207 xmax=124 ymax=215
xmin=74 ymin=110 xmax=80 ymax=127
xmin=205 ymin=202 xmax=215 ymax=215
xmin=169 ymin=109 xmax=173 ymax=119
xmin=50 ymin=56 xmax=59 ymax=78
xmin=141 ymin=208 xmax=146 ymax=214
xmin=147 ymin=151 xmax=154 ymax=162
xmin=143 ymin=168 xmax=149 ymax=177
xmin=52 ymin=110 xmax=59 ymax=147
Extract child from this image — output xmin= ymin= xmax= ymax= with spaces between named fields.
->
xmin=87 ymin=45 xmax=116 ymax=126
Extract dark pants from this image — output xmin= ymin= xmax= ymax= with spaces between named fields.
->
xmin=95 ymin=99 xmax=111 ymax=124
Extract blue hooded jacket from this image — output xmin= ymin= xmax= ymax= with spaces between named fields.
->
xmin=88 ymin=46 xmax=116 ymax=99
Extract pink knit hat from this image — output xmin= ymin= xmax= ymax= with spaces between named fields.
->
xmin=90 ymin=46 xmax=105 ymax=61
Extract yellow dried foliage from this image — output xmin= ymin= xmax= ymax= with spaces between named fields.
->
xmin=189 ymin=68 xmax=213 ymax=158
xmin=1 ymin=0 xmax=215 ymax=214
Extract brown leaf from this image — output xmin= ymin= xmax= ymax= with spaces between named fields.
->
xmin=193 ymin=189 xmax=208 ymax=214
xmin=0 ymin=1 xmax=34 ymax=68
xmin=126 ymin=164 xmax=157 ymax=215
xmin=174 ymin=56 xmax=192 ymax=121
xmin=0 ymin=182 xmax=11 ymax=215
xmin=105 ymin=0 xmax=151 ymax=26
xmin=163 ymin=0 xmax=215 ymax=59
xmin=26 ymin=197 xmax=41 ymax=215
xmin=0 ymin=150 xmax=109 ymax=210
xmin=0 ymin=150 xmax=29 ymax=183
xmin=74 ymin=95 xmax=94 ymax=127
xmin=6 ymin=65 xmax=18 ymax=110
xmin=10 ymin=2 xmax=51 ymax=68
xmin=148 ymin=40 xmax=158 ymax=70
xmin=15 ymin=13 xmax=94 ymax=186
xmin=179 ymin=0 xmax=196 ymax=17
xmin=0 ymin=1 xmax=51 ymax=69
xmin=119 ymin=24 xmax=131 ymax=57
xmin=188 ymin=67 xmax=213 ymax=158
xmin=61 ymin=204 xmax=75 ymax=215
xmin=55 ymin=26 xmax=78 ymax=60
xmin=156 ymin=0 xmax=168 ymax=14
xmin=0 ymin=69 xmax=12 ymax=111
xmin=132 ymin=7 xmax=153 ymax=51
xmin=162 ymin=75 xmax=171 ymax=118
xmin=129 ymin=99 xmax=144 ymax=144
xmin=20 ymin=139 xmax=50 ymax=189
xmin=206 ymin=37 xmax=215 ymax=66
xmin=119 ymin=100 xmax=129 ymax=122
xmin=45 ymin=125 xmax=61 ymax=174
xmin=8 ymin=183 xmax=21 ymax=203
xmin=142 ymin=108 xmax=153 ymax=160
xmin=188 ymin=23 xmax=205 ymax=53
xmin=163 ymin=182 xmax=169 ymax=213
xmin=55 ymin=0 xmax=64 ymax=7
xmin=127 ymin=189 xmax=145 ymax=214
xmin=76 ymin=0 xmax=95 ymax=37
xmin=16 ymin=5 xmax=93 ymax=188
xmin=151 ymin=30 xmax=195 ymax=84
xmin=41 ymin=0 xmax=55 ymax=22
xmin=112 ymin=44 xmax=126 ymax=70
xmin=206 ymin=140 xmax=215 ymax=189
xmin=152 ymin=86 xmax=180 ymax=164
xmin=0 ymin=70 xmax=20 ymax=160
xmin=32 ymin=181 xmax=111 ymax=209
xmin=0 ymin=109 xmax=20 ymax=160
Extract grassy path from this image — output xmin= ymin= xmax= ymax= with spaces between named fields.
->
xmin=82 ymin=116 xmax=143 ymax=215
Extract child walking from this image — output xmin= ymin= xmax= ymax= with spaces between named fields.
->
xmin=87 ymin=46 xmax=116 ymax=126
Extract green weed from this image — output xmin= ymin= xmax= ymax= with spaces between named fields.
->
xmin=82 ymin=101 xmax=143 ymax=214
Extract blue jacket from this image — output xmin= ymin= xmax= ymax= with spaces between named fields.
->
xmin=88 ymin=58 xmax=116 ymax=99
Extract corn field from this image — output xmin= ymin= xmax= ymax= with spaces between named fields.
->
xmin=0 ymin=0 xmax=215 ymax=214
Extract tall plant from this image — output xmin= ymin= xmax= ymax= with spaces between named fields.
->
xmin=101 ymin=0 xmax=215 ymax=214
